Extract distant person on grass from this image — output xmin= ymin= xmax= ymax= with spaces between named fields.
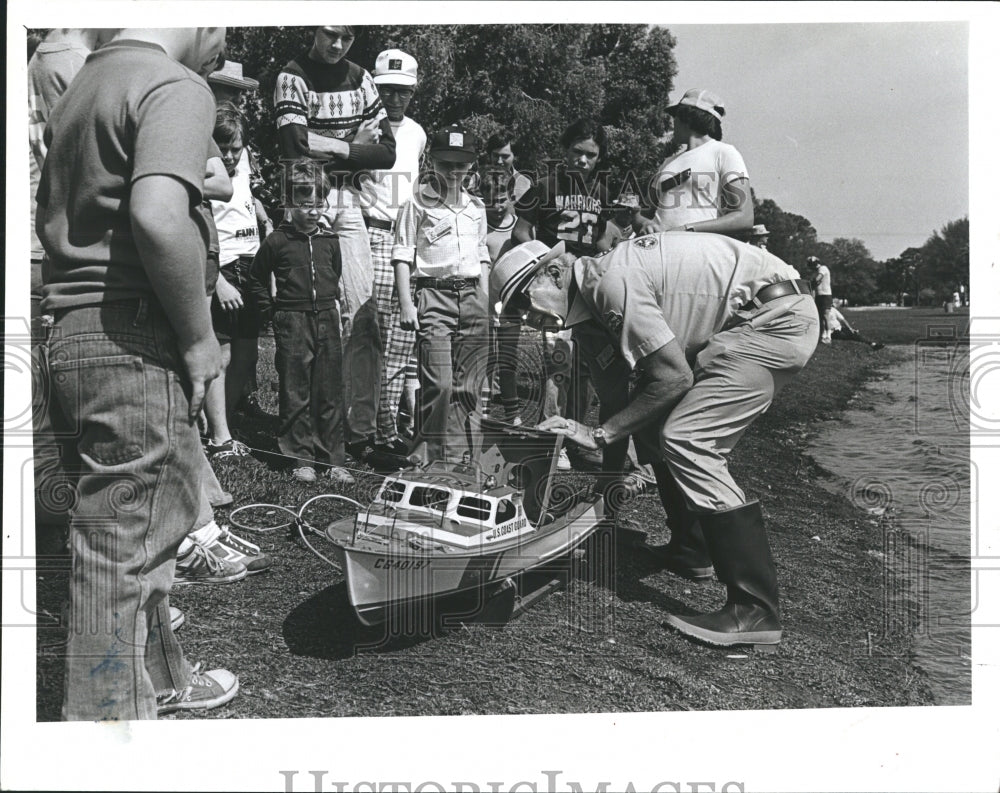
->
xmin=36 ymin=26 xmax=238 ymax=719
xmin=828 ymin=307 xmax=884 ymax=350
xmin=806 ymin=255 xmax=834 ymax=344
xmin=250 ymin=163 xmax=354 ymax=486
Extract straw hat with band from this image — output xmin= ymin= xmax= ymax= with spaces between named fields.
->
xmin=208 ymin=60 xmax=260 ymax=92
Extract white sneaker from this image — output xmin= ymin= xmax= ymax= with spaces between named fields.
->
xmin=325 ymin=466 xmax=356 ymax=485
xmin=557 ymin=448 xmax=572 ymax=471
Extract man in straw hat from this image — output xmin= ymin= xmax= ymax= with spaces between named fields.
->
xmin=749 ymin=223 xmax=770 ymax=249
xmin=207 ymin=58 xmax=259 ymax=103
xmin=489 ymin=233 xmax=819 ymax=649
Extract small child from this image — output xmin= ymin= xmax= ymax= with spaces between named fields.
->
xmin=249 ymin=162 xmax=354 ymax=485
xmin=205 ymin=104 xmax=262 ymax=459
xmin=393 ymin=125 xmax=491 ymax=465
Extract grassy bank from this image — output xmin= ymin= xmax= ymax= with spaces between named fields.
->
xmin=36 ymin=308 xmax=969 ymax=718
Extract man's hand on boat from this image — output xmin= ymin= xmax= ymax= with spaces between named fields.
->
xmin=535 ymin=417 xmax=600 ymax=451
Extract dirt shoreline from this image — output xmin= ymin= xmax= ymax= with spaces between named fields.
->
xmin=35 ymin=339 xmax=937 ymax=719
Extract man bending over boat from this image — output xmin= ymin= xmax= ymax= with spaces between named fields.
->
xmin=489 ymin=233 xmax=819 ymax=649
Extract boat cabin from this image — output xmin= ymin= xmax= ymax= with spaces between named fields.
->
xmin=354 ymin=470 xmax=535 ymax=550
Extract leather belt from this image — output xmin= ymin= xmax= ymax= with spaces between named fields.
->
xmin=414 ymin=276 xmax=480 ymax=291
xmin=744 ymin=279 xmax=811 ymax=310
xmin=364 ymin=216 xmax=394 ymax=232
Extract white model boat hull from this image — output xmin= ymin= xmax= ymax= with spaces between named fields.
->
xmin=328 ymin=498 xmax=605 ymax=626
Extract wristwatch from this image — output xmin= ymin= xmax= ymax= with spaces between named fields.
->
xmin=591 ymin=425 xmax=609 ymax=449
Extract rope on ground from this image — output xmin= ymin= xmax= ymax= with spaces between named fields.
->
xmin=296 ymin=494 xmax=364 ymax=570
xmin=228 ymin=494 xmax=363 ymax=570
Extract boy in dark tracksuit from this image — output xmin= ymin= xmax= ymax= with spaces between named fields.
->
xmin=249 ymin=166 xmax=354 ymax=485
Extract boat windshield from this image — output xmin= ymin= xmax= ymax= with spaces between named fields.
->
xmin=380 ymin=480 xmax=406 ymax=503
xmin=408 ymin=485 xmax=451 ymax=511
xmin=456 ymin=496 xmax=492 ymax=521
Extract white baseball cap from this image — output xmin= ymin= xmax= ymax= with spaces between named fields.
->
xmin=373 ymin=49 xmax=418 ymax=86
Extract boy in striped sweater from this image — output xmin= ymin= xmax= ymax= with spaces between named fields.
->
xmin=274 ymin=25 xmax=396 ymax=465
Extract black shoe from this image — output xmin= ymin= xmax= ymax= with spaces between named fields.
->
xmin=662 ymin=501 xmax=782 ymax=649
xmin=349 ymin=438 xmax=412 ymax=472
xmin=376 ymin=439 xmax=410 ymax=455
xmin=236 ymin=393 xmax=272 ymax=421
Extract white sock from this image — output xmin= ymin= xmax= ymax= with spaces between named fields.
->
xmin=177 ymin=537 xmax=194 ymax=557
xmin=188 ymin=520 xmax=221 ymax=545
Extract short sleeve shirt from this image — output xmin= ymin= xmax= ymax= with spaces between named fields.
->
xmin=28 ymin=41 xmax=90 ymax=260
xmin=37 ymin=40 xmax=215 ymax=310
xmin=514 ymin=169 xmax=611 ymax=256
xmin=652 ymin=140 xmax=749 ymax=230
xmin=812 ymin=264 xmax=832 ymax=296
xmin=392 ymin=185 xmax=490 ymax=279
xmin=366 ymin=116 xmax=427 ymax=224
xmin=565 ymin=232 xmax=801 ymax=368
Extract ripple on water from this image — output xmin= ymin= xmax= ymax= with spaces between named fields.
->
xmin=806 ymin=346 xmax=970 ymax=705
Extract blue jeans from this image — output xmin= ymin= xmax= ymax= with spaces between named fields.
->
xmin=46 ymin=298 xmax=198 ymax=720
xmin=273 ymin=308 xmax=345 ymax=469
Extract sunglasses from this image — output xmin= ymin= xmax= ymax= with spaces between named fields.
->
xmin=379 ymin=87 xmax=415 ymax=99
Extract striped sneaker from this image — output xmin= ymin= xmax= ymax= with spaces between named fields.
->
xmin=169 ymin=606 xmax=185 ymax=631
xmin=157 ymin=662 xmax=239 ymax=715
xmin=205 ymin=526 xmax=272 ymax=574
xmin=206 ymin=438 xmax=251 ymax=459
xmin=174 ymin=542 xmax=247 ymax=586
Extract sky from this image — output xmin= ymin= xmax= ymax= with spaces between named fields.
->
xmin=667 ymin=22 xmax=969 ymax=261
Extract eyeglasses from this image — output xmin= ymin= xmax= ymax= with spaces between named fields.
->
xmin=289 ymin=193 xmax=329 ymax=209
xmin=379 ymin=87 xmax=415 ymax=99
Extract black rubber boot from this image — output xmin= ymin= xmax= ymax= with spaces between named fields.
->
xmin=644 ymin=463 xmax=714 ymax=581
xmin=663 ymin=500 xmax=782 ymax=648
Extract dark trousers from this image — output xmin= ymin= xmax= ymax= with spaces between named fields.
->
xmin=273 ymin=308 xmax=345 ymax=469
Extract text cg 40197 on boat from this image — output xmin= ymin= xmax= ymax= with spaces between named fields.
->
xmin=324 ymin=418 xmax=606 ymax=626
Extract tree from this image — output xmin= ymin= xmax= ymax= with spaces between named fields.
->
xmin=805 ymin=239 xmax=878 ymax=305
xmin=221 ymin=25 xmax=678 ymax=205
xmin=751 ymin=195 xmax=819 ymax=266
xmin=921 ymin=217 xmax=969 ymax=299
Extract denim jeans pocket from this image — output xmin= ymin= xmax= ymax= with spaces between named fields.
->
xmin=49 ymin=352 xmax=147 ymax=466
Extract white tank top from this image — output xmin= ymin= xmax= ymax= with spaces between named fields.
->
xmin=212 ymin=150 xmax=259 ymax=263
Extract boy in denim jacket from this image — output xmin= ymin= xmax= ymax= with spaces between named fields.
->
xmin=249 ymin=162 xmax=354 ymax=484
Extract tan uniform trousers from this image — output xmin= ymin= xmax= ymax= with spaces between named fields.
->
xmin=656 ymin=294 xmax=818 ymax=511
xmin=579 ymin=294 xmax=818 ymax=513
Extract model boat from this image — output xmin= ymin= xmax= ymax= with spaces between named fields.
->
xmin=324 ymin=418 xmax=605 ymax=625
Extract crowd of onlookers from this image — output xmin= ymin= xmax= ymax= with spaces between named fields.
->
xmin=29 ymin=26 xmax=861 ymax=720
